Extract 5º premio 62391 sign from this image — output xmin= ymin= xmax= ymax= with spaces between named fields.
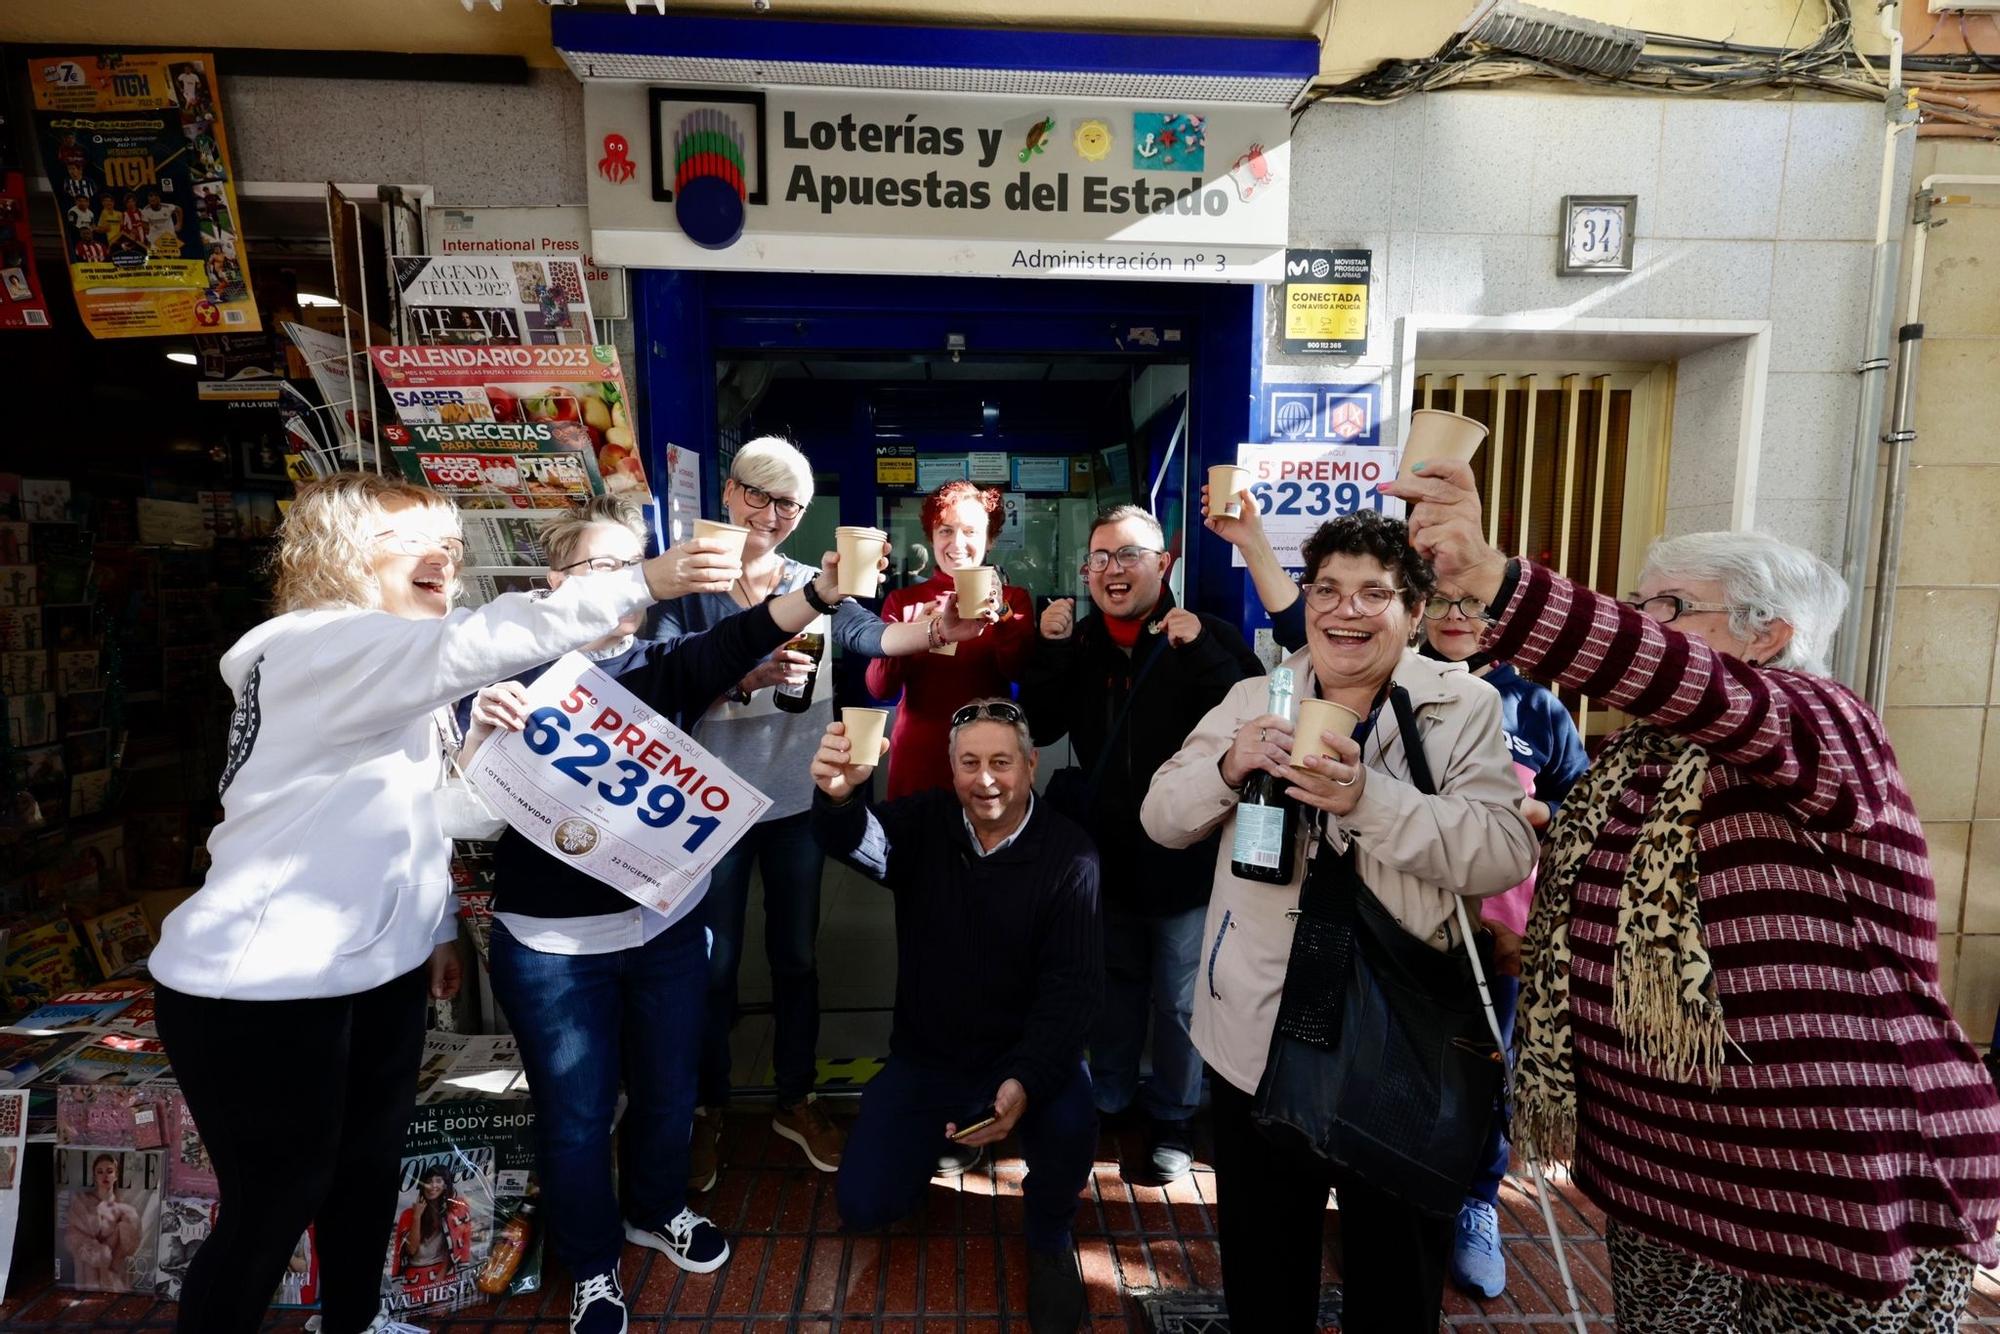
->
xmin=465 ymin=653 xmax=771 ymax=916
xmin=1231 ymin=440 xmax=1406 ymax=569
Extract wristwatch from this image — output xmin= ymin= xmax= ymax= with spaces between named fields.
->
xmin=802 ymin=580 xmax=838 ymax=615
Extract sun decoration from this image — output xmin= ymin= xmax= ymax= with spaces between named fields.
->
xmin=1073 ymin=119 xmax=1113 ymax=162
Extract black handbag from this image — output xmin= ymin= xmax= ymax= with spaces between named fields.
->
xmin=1251 ymin=685 xmax=1507 ymax=1219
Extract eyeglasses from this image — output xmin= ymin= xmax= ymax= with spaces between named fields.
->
xmin=1081 ymin=545 xmax=1164 ymax=574
xmin=950 ymin=700 xmax=1027 ymax=729
xmin=733 ymin=481 xmax=804 ymax=520
xmin=1624 ymin=593 xmax=1736 ymax=624
xmin=1299 ymin=581 xmax=1403 ymax=615
xmin=1422 ymin=593 xmax=1488 ymax=621
xmin=556 ymin=555 xmax=643 ymax=575
xmin=375 ymin=530 xmax=465 ymax=564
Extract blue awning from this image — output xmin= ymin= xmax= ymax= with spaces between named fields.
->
xmin=552 ymin=10 xmax=1320 ymax=105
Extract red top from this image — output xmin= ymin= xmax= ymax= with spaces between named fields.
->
xmin=1491 ymin=560 xmax=2000 ymax=1301
xmin=864 ymin=569 xmax=1035 ymax=799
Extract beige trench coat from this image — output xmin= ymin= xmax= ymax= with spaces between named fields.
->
xmin=1139 ymin=646 xmax=1537 ymax=1096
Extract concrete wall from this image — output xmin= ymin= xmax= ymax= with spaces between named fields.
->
xmin=1877 ymin=139 xmax=2000 ymax=1036
xmin=1268 ymin=87 xmax=1894 ymax=566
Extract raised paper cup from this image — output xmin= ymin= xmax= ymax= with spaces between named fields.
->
xmin=1397 ymin=409 xmax=1489 ymax=481
xmin=1290 ymin=699 xmax=1362 ymax=769
xmin=952 ymin=565 xmax=998 ymax=613
xmin=1207 ymin=464 xmax=1251 ymax=518
xmin=834 ymin=526 xmax=889 ymax=597
xmin=841 ymin=706 xmax=890 ymax=763
xmin=692 ymin=518 xmax=750 ymax=560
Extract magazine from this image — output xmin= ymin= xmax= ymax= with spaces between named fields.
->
xmin=391 ymin=446 xmax=604 ymax=576
xmin=54 ymin=1036 xmax=172 ymax=1087
xmin=273 ymin=1225 xmax=320 ymax=1307
xmin=5 ymin=982 xmax=143 ymax=1033
xmin=383 ymin=1143 xmax=496 ymax=1317
xmin=0 ymin=1030 xmax=91 ymax=1088
xmin=53 ymin=1146 xmax=161 ymax=1293
xmin=3 ymin=916 xmax=85 ymax=1011
xmin=153 ymin=1194 xmax=215 ymax=1299
xmin=0 ymin=1090 xmax=25 ymax=1296
xmin=55 ymin=1083 xmax=170 ymax=1149
xmin=82 ymin=905 xmax=151 ymax=978
xmin=395 ymin=255 xmax=595 ymax=347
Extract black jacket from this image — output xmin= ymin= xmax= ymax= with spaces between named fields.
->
xmin=810 ymin=788 xmax=1101 ymax=1107
xmin=1019 ymin=591 xmax=1261 ymax=914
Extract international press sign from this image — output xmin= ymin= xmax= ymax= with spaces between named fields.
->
xmin=1231 ymin=441 xmax=1406 ymax=570
xmin=465 ymin=653 xmax=771 ymax=913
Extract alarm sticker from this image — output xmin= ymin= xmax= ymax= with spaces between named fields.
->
xmin=1281 ymin=248 xmax=1370 ymax=356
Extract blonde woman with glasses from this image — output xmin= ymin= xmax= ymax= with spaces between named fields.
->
xmin=149 ymin=473 xmax=742 ymax=1334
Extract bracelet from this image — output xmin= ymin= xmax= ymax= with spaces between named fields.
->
xmin=926 ymin=617 xmax=946 ymax=649
xmin=802 ymin=580 xmax=837 ymax=615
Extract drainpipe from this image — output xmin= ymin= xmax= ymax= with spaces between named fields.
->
xmin=1834 ymin=0 xmax=1915 ymax=686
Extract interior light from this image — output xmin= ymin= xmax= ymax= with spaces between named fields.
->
xmin=165 ymin=352 xmax=198 ymax=366
xmin=297 ymin=292 xmax=341 ymax=308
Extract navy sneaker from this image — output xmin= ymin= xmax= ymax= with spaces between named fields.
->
xmin=1450 ymin=1196 xmax=1507 ymax=1299
xmin=626 ymin=1207 xmax=730 ymax=1274
xmin=570 ymin=1270 xmax=628 ymax=1334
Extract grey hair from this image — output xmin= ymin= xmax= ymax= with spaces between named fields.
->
xmin=1090 ymin=503 xmax=1164 ymax=550
xmin=948 ymin=697 xmax=1034 ymax=758
xmin=729 ymin=435 xmax=815 ymax=507
xmin=1641 ymin=531 xmax=1848 ymax=675
xmin=539 ymin=495 xmax=646 ymax=573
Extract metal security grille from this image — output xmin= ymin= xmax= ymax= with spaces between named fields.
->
xmin=1413 ymin=368 xmax=1663 ymax=740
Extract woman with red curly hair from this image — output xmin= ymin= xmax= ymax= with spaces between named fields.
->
xmin=866 ymin=480 xmax=1034 ymax=798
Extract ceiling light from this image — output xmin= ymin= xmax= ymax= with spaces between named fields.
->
xmin=166 ymin=351 xmax=197 ymax=366
xmin=296 ymin=292 xmax=340 ymax=308
xmin=1457 ymin=0 xmax=1646 ymax=77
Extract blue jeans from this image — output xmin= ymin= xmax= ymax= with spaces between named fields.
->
xmin=488 ymin=914 xmax=706 ymax=1279
xmin=1469 ymin=974 xmax=1521 ymax=1205
xmin=837 ymin=1055 xmax=1097 ymax=1254
xmin=1089 ymin=905 xmax=1206 ymax=1123
xmin=701 ymin=810 xmax=825 ymax=1107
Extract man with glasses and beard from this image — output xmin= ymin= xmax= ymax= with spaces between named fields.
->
xmin=809 ymin=699 xmax=1101 ymax=1334
xmin=1020 ymin=505 xmax=1261 ymax=1185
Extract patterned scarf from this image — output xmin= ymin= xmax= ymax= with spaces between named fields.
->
xmin=1512 ymin=724 xmax=1723 ymax=1168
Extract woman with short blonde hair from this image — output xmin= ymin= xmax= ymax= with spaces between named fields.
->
xmin=149 ymin=472 xmax=745 ymax=1334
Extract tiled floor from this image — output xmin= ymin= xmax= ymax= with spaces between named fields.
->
xmin=4 ymin=1108 xmax=2000 ymax=1331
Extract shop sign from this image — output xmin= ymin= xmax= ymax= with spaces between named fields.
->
xmin=1230 ymin=440 xmax=1404 ymax=569
xmin=26 ymin=52 xmax=259 ymax=338
xmin=464 ymin=651 xmax=772 ymax=915
xmin=426 ymin=205 xmax=628 ymax=320
xmin=584 ymin=84 xmax=1289 ymax=282
xmin=1281 ymin=248 xmax=1369 ymax=355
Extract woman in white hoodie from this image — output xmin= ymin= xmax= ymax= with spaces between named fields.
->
xmin=148 ymin=472 xmax=751 ymax=1334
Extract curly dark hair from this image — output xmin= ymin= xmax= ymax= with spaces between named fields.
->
xmin=1297 ymin=511 xmax=1435 ymax=613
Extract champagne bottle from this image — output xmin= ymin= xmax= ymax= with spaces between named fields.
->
xmin=773 ymin=617 xmax=826 ymax=715
xmin=475 ymin=1194 xmax=538 ymax=1295
xmin=1230 ymin=667 xmax=1298 ymax=884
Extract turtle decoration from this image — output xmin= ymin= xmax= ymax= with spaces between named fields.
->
xmin=1018 ymin=115 xmax=1056 ymax=164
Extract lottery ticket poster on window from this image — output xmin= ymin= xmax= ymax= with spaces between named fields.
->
xmin=26 ymin=53 xmax=259 ymax=338
xmin=465 ymin=653 xmax=772 ymax=915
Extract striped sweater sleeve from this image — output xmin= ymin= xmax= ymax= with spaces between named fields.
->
xmin=1487 ymin=560 xmax=1897 ymax=834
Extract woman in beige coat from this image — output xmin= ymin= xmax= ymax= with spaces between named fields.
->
xmin=1140 ymin=511 xmax=1534 ymax=1333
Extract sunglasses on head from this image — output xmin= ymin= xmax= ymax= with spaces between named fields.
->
xmin=950 ymin=700 xmax=1027 ymax=729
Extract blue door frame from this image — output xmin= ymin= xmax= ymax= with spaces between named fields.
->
xmin=634 ymin=269 xmax=1258 ymax=622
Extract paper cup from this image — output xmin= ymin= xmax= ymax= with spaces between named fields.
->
xmin=834 ymin=526 xmax=888 ymax=597
xmin=1397 ymin=409 xmax=1489 ymax=480
xmin=1207 ymin=464 xmax=1251 ymax=518
xmin=841 ymin=706 xmax=889 ymax=763
xmin=953 ymin=566 xmax=998 ymax=612
xmin=1290 ymin=699 xmax=1362 ymax=769
xmin=692 ymin=518 xmax=750 ymax=560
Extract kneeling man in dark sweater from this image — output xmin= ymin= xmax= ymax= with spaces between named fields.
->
xmin=810 ymin=697 xmax=1102 ymax=1334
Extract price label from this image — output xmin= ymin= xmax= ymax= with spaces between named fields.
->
xmin=464 ymin=653 xmax=771 ymax=915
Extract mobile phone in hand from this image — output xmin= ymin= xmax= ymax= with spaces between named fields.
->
xmin=949 ymin=1103 xmax=999 ymax=1142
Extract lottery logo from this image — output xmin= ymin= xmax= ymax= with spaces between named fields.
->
xmin=553 ymin=818 xmax=600 ymax=857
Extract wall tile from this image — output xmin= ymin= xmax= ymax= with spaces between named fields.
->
xmin=1755 ymin=499 xmax=1844 ymax=565
xmin=1896 ymin=466 xmax=2000 ymax=587
xmin=1966 ymin=823 xmax=2000 ymax=935
xmin=1525 ymin=96 xmax=1664 ymax=237
xmin=226 ymin=75 xmax=428 ymax=186
xmin=1757 ymin=372 xmax=1860 ymax=502
xmin=1982 ymin=711 xmax=2000 ymax=820
xmin=1929 ymin=822 xmax=1972 ymax=936
xmin=1289 ymin=101 xmax=1416 ymax=239
xmin=1918 ymin=205 xmax=2000 ymax=338
xmin=1417 ymin=96 xmax=1548 ymax=236
xmin=1955 ymin=934 xmax=2000 ymax=1042
xmin=1769 ymin=242 xmax=1875 ymax=373
xmin=1777 ymin=104 xmax=1885 ymax=242
xmin=1883 ymin=706 xmax=1985 ymax=821
xmin=1405 ymin=234 xmax=1775 ymax=323
xmin=1940 ymin=934 xmax=1959 ymax=1023
xmin=417 ymin=72 xmax=584 ymax=206
xmin=1886 ymin=589 xmax=2000 ymax=708
xmin=1913 ymin=341 xmax=2000 ymax=467
xmin=1654 ymin=102 xmax=1791 ymax=240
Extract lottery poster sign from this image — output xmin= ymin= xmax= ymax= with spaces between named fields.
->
xmin=1231 ymin=440 xmax=1404 ymax=570
xmin=464 ymin=653 xmax=771 ymax=913
xmin=27 ymin=53 xmax=259 ymax=338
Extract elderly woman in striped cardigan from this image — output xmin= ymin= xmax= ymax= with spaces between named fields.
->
xmin=1390 ymin=461 xmax=2000 ymax=1333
